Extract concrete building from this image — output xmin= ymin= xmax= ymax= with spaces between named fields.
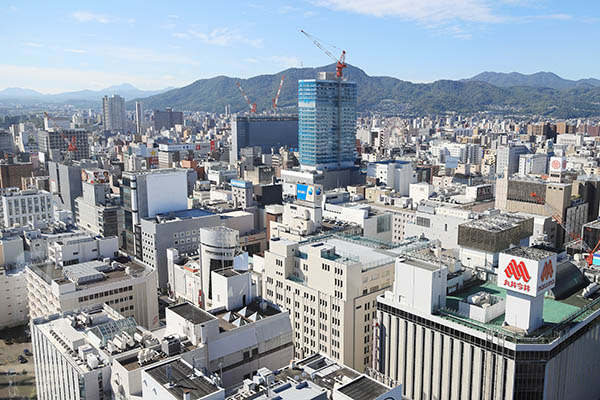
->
xmin=227 ymin=354 xmax=403 ymax=400
xmin=102 ymin=95 xmax=127 ymax=132
xmin=376 ymin=246 xmax=600 ymax=400
xmin=38 ymin=128 xmax=90 ymax=161
xmin=135 ymin=101 xmax=143 ymax=135
xmin=298 ymin=74 xmax=356 ymax=171
xmin=47 ymin=235 xmax=118 ymax=267
xmin=139 ymin=209 xmax=220 ymax=289
xmin=496 ymin=144 xmax=528 ymax=176
xmin=0 ymin=187 xmax=53 ymax=228
xmin=27 ymin=256 xmax=159 ymax=329
xmin=120 ymin=168 xmax=188 ymax=256
xmin=518 ymin=153 xmax=547 ymax=175
xmin=260 ymin=235 xmax=429 ymax=372
xmin=367 ymin=160 xmax=416 ymax=196
xmin=0 ymin=265 xmax=28 ymax=328
xmin=0 ymin=161 xmax=33 ymax=189
xmin=404 ymin=204 xmax=475 ymax=249
xmin=153 ymin=107 xmax=183 ymax=130
xmin=49 ymin=160 xmax=97 ymax=214
xmin=75 ymin=180 xmax=121 ymax=238
xmin=230 ymin=115 xmax=298 ymax=164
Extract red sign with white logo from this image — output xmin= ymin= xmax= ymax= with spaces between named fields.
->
xmin=498 ymin=252 xmax=556 ymax=297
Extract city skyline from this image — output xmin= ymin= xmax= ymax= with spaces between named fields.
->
xmin=1 ymin=0 xmax=598 ymax=93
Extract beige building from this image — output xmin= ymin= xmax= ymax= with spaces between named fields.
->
xmin=260 ymin=235 xmax=428 ymax=372
xmin=27 ymin=257 xmax=159 ymax=329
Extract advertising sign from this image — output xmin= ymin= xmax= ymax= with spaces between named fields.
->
xmin=549 ymin=156 xmax=567 ymax=173
xmin=498 ymin=251 xmax=556 ymax=297
xmin=296 ymin=184 xmax=310 ymax=201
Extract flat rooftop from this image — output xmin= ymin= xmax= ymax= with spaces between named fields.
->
xmin=461 ymin=214 xmax=529 ymax=232
xmin=169 ymin=302 xmax=216 ymax=325
xmin=502 ymin=246 xmax=555 ymax=261
xmin=337 ymin=376 xmax=389 ymax=400
xmin=148 ymin=208 xmax=215 ymax=222
xmin=443 ymin=277 xmax=600 ymax=342
xmin=146 ymin=359 xmax=221 ymax=399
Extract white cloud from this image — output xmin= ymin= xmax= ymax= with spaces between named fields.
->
xmin=315 ymin=0 xmax=503 ymax=24
xmin=271 ymin=56 xmax=301 ymax=68
xmin=104 ymin=46 xmax=201 ymax=66
xmin=24 ymin=42 xmax=43 ymax=48
xmin=71 ymin=11 xmax=112 ymax=23
xmin=9 ymin=5 xmax=17 ymax=11
xmin=71 ymin=11 xmax=135 ymax=24
xmin=168 ymin=14 xmax=179 ymax=19
xmin=65 ymin=48 xmax=88 ymax=54
xmin=242 ymin=58 xmax=259 ymax=63
xmin=173 ymin=28 xmax=262 ymax=47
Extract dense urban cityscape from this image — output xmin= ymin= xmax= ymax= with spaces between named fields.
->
xmin=2 ymin=2 xmax=600 ymax=400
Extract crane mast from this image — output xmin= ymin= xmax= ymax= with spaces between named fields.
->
xmin=272 ymin=75 xmax=285 ymax=113
xmin=235 ymin=82 xmax=257 ymax=113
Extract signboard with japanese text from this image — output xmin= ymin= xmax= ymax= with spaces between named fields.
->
xmin=498 ymin=251 xmax=556 ymax=297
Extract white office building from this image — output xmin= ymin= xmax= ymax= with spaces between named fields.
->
xmin=0 ymin=188 xmax=53 ymax=228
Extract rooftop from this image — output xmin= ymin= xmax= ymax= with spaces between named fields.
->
xmin=460 ymin=213 xmax=529 ymax=232
xmin=337 ymin=376 xmax=389 ymax=400
xmin=148 ymin=208 xmax=215 ymax=223
xmin=146 ymin=359 xmax=221 ymax=400
xmin=502 ymin=246 xmax=555 ymax=261
xmin=169 ymin=303 xmax=216 ymax=325
xmin=213 ymin=300 xmax=281 ymax=332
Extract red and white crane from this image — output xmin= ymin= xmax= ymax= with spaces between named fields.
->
xmin=272 ymin=74 xmax=285 ymax=113
xmin=235 ymin=82 xmax=257 ymax=113
xmin=44 ymin=112 xmax=78 ymax=154
xmin=301 ymin=30 xmax=346 ymax=78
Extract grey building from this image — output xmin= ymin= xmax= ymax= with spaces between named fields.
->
xmin=139 ymin=209 xmax=220 ymax=289
xmin=0 ymin=131 xmax=14 ymax=154
xmin=153 ymin=107 xmax=183 ymax=130
xmin=75 ymin=181 xmax=121 ymax=238
xmin=48 ymin=160 xmax=96 ymax=214
xmin=230 ymin=115 xmax=298 ymax=164
xmin=38 ymin=129 xmax=89 ymax=161
xmin=496 ymin=144 xmax=528 ymax=176
xmin=135 ymin=101 xmax=144 ymax=135
xmin=102 ymin=95 xmax=126 ymax=132
xmin=404 ymin=204 xmax=475 ymax=249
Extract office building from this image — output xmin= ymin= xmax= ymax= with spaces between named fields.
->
xmin=0 ymin=187 xmax=53 ymax=228
xmin=404 ymin=204 xmax=475 ymax=249
xmin=298 ymin=74 xmax=357 ymax=170
xmin=518 ymin=153 xmax=547 ymax=175
xmin=153 ymin=107 xmax=183 ymax=130
xmin=120 ymin=168 xmax=188 ymax=255
xmin=0 ymin=161 xmax=32 ymax=189
xmin=135 ymin=101 xmax=143 ymax=135
xmin=230 ymin=115 xmax=298 ymax=164
xmin=27 ymin=255 xmax=159 ymax=329
xmin=75 ymin=178 xmax=121 ymax=238
xmin=38 ymin=128 xmax=90 ymax=161
xmin=139 ymin=208 xmax=220 ymax=288
xmin=376 ymin=246 xmax=600 ymax=400
xmin=260 ymin=235 xmax=430 ymax=372
xmin=496 ymin=145 xmax=528 ymax=176
xmin=47 ymin=234 xmax=118 ymax=267
xmin=367 ymin=160 xmax=415 ymax=196
xmin=49 ymin=160 xmax=96 ymax=214
xmin=102 ymin=95 xmax=127 ymax=132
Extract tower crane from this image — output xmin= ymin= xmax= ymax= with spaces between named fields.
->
xmin=301 ymin=30 xmax=346 ymax=78
xmin=235 ymin=82 xmax=257 ymax=113
xmin=272 ymin=75 xmax=285 ymax=113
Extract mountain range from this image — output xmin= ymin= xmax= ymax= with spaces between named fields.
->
xmin=0 ymin=83 xmax=173 ymax=103
xmin=4 ymin=69 xmax=600 ymax=118
xmin=465 ymin=71 xmax=600 ymax=90
xmin=131 ymin=66 xmax=600 ymax=118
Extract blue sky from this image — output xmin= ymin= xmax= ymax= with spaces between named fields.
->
xmin=1 ymin=0 xmax=598 ymax=93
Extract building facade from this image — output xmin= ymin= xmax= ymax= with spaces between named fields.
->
xmin=102 ymin=95 xmax=127 ymax=132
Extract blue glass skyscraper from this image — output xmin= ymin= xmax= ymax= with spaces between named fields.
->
xmin=298 ymin=73 xmax=357 ymax=170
